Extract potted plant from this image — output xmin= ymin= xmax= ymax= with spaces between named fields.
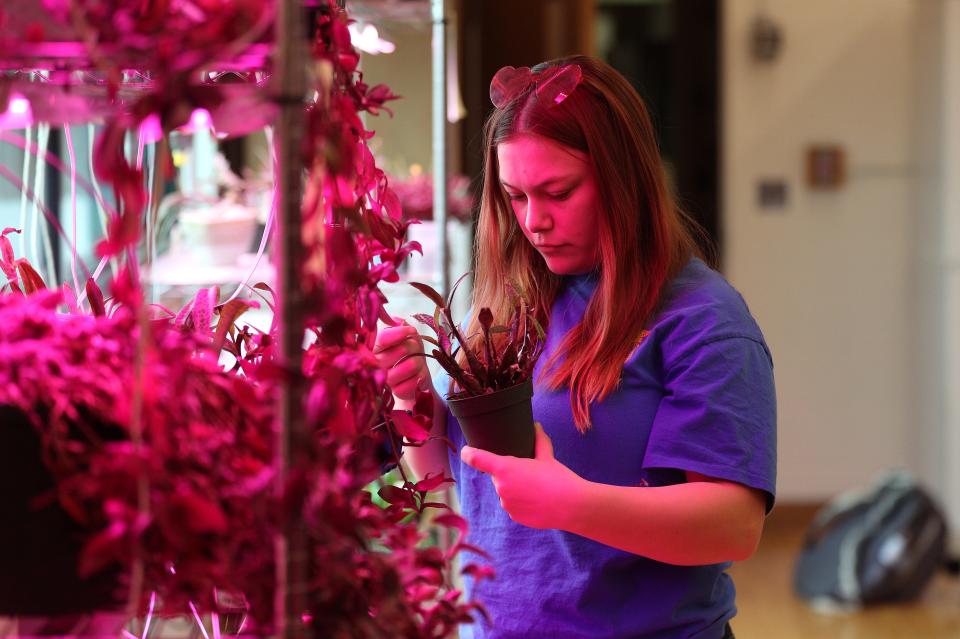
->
xmin=405 ymin=275 xmax=545 ymax=458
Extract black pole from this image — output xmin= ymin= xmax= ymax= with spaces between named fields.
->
xmin=274 ymin=0 xmax=310 ymax=637
xmin=45 ymin=127 xmax=62 ymax=284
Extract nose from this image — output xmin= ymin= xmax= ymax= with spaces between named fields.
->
xmin=524 ymin=198 xmax=553 ymax=234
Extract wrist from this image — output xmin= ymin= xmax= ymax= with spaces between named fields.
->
xmin=557 ymin=473 xmax=592 ymax=533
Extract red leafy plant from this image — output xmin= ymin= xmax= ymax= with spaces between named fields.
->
xmin=389 ymin=172 xmax=475 ymax=223
xmin=0 ymin=0 xmax=490 ymax=636
xmin=0 ymin=222 xmax=283 ymax=611
xmin=406 ymin=275 xmax=546 ymax=400
xmin=0 ymin=261 xmax=276 ymax=618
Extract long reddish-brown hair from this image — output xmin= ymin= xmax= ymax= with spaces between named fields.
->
xmin=463 ymin=55 xmax=711 ymax=432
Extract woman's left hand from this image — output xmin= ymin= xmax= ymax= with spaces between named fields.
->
xmin=460 ymin=423 xmax=586 ymax=530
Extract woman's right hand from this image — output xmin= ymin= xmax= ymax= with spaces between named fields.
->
xmin=374 ymin=319 xmax=431 ymax=403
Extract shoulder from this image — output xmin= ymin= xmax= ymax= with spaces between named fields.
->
xmin=650 ymin=257 xmax=771 ymax=367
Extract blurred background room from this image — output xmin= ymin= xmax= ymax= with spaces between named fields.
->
xmin=347 ymin=2 xmax=960 ymax=635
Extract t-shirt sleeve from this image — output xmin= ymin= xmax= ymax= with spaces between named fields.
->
xmin=643 ymin=335 xmax=777 ymax=512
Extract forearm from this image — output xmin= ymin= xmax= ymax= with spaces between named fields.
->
xmin=396 ymin=386 xmax=451 ymax=481
xmin=562 ymin=479 xmax=766 ymax=566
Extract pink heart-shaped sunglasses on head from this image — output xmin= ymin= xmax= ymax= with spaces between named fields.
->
xmin=489 ymin=64 xmax=584 ymax=110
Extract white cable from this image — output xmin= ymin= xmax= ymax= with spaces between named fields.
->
xmin=64 ymin=124 xmax=82 ymax=304
xmin=87 ymin=123 xmax=116 ymax=279
xmin=29 ymin=129 xmax=41 ymax=267
xmin=34 ymin=124 xmax=58 ymax=288
xmin=18 ymin=125 xmax=33 ymax=257
xmin=147 ymin=140 xmax=158 ymax=304
xmin=224 ymin=126 xmax=276 ymax=304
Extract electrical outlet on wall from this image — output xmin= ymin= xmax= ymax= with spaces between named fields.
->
xmin=757 ymin=178 xmax=788 ymax=211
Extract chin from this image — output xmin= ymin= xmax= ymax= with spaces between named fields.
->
xmin=543 ymin=258 xmax=588 ymax=276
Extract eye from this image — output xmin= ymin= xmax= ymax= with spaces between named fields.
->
xmin=547 ymin=189 xmax=572 ymax=201
xmin=506 ymin=193 xmax=526 ymax=202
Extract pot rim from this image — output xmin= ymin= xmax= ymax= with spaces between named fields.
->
xmin=447 ymin=379 xmax=533 ymax=419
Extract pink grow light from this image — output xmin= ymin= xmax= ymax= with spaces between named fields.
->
xmin=348 ymin=23 xmax=396 ymax=55
xmin=139 ymin=113 xmax=164 ymax=144
xmin=178 ymin=107 xmax=214 ymax=134
xmin=0 ymin=93 xmax=33 ymax=129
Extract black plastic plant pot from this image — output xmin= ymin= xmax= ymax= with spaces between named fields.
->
xmin=448 ymin=380 xmax=535 ymax=459
xmin=0 ymin=404 xmax=123 ymax=616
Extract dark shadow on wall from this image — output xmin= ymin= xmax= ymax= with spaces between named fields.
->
xmin=459 ymin=0 xmax=720 ymax=261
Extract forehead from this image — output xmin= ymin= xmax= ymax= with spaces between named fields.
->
xmin=496 ymin=134 xmax=589 ymax=185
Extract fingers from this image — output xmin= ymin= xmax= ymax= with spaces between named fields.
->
xmin=386 ymin=356 xmax=422 ymax=387
xmin=384 ymin=348 xmax=430 ymax=400
xmin=374 ymin=323 xmax=419 ymax=353
xmin=374 ymin=324 xmax=425 ymax=372
xmin=378 ymin=346 xmax=427 ymax=378
xmin=534 ymin=422 xmax=554 ymax=459
xmin=375 ymin=319 xmax=432 ymax=401
xmin=461 ymin=446 xmax=502 ymax=476
xmin=389 ymin=375 xmax=421 ymax=400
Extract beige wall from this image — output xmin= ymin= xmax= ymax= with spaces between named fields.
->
xmin=932 ymin=0 xmax=960 ymax=543
xmin=359 ymin=12 xmax=468 ymax=188
xmin=360 ymin=21 xmax=435 ymax=175
xmin=723 ymin=0 xmax=919 ymax=501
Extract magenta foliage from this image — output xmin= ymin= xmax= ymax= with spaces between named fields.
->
xmin=284 ymin=4 xmax=489 ymax=635
xmin=0 ymin=0 xmax=487 ymax=635
xmin=0 ymin=288 xmax=276 ymax=617
xmin=390 ymin=173 xmax=475 ymax=222
xmin=41 ymin=0 xmax=271 ymax=93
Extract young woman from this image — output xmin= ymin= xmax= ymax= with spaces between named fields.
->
xmin=375 ymin=55 xmax=776 ymax=639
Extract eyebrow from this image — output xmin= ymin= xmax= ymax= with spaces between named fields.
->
xmin=500 ymin=177 xmax=576 ymax=191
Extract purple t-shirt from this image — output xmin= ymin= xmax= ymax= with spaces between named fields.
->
xmin=435 ymin=257 xmax=776 ymax=639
